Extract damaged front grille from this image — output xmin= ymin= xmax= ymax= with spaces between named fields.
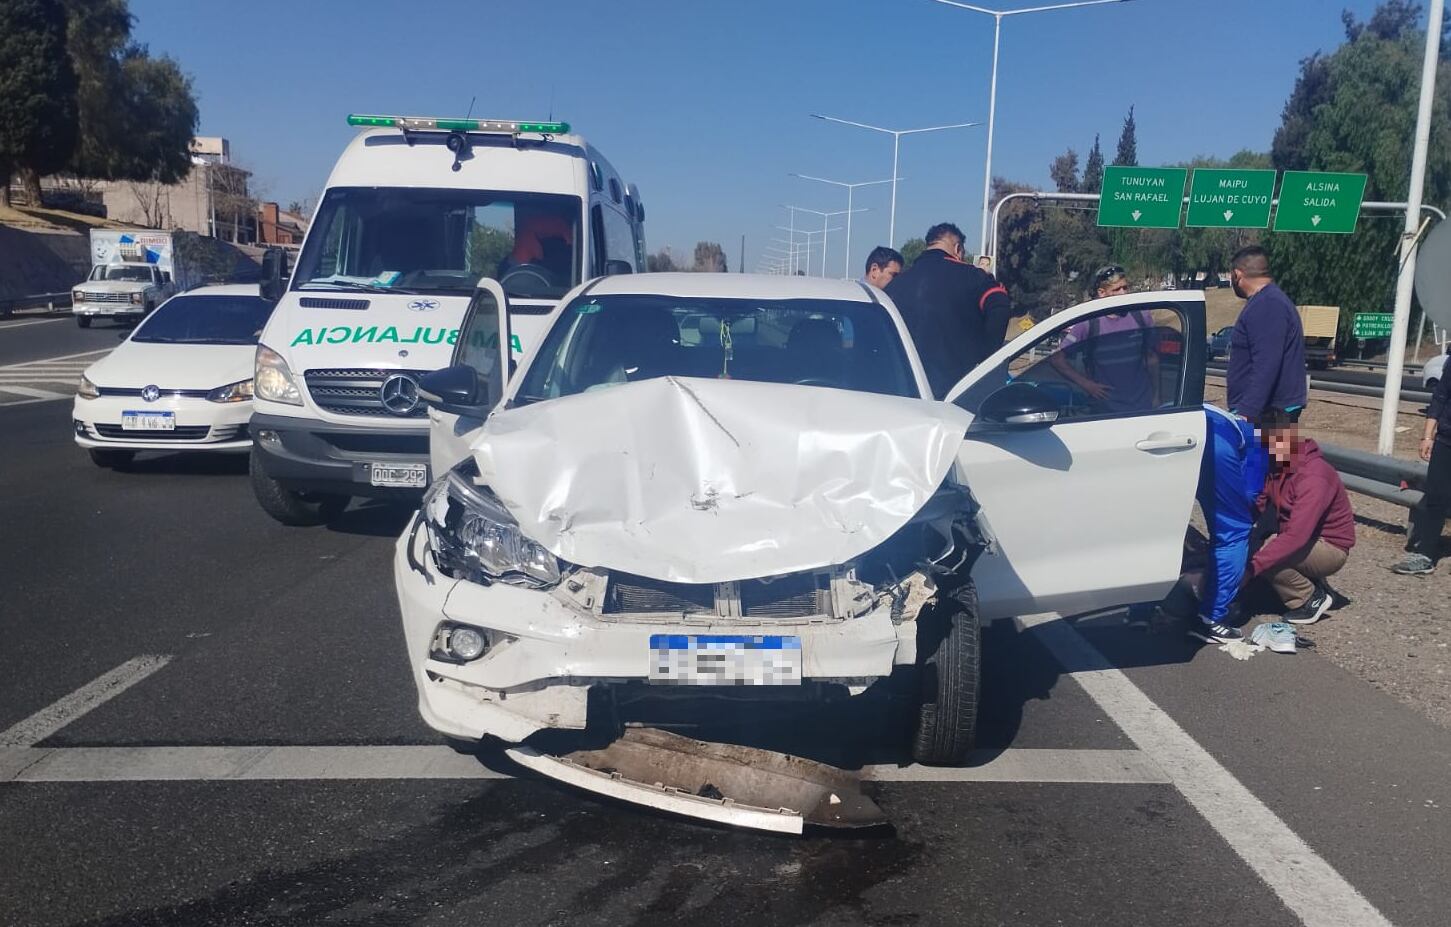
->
xmin=606 ymin=574 xmax=716 ymax=615
xmin=603 ymin=571 xmax=827 ymax=619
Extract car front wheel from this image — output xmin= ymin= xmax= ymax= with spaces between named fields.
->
xmin=249 ymin=447 xmax=348 ymax=526
xmin=76 ymin=316 xmax=92 ymax=329
xmin=911 ymin=581 xmax=981 ymax=766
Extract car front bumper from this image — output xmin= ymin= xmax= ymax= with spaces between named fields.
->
xmin=72 ymin=395 xmax=252 ymax=452
xmin=73 ymin=302 xmax=144 ymax=317
xmin=393 ymin=517 xmax=918 ymax=744
xmin=250 ymin=412 xmax=431 ymax=497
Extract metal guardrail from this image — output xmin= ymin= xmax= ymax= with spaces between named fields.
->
xmin=0 ymin=292 xmax=73 ymax=318
xmin=1205 ymin=365 xmax=1433 ymax=403
xmin=1321 ymin=441 xmax=1428 ymax=508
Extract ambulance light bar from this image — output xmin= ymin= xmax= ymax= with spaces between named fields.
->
xmin=346 ymin=114 xmax=570 ymax=134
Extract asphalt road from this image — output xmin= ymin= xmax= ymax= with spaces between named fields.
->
xmin=2 ymin=323 xmax=1449 ymax=926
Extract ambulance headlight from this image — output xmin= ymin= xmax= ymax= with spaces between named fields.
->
xmin=254 ymin=344 xmax=302 ymax=405
xmin=422 ymin=466 xmax=561 ymax=589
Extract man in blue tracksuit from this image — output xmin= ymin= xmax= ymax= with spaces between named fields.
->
xmin=1225 ymin=246 xmax=1308 ymax=424
xmin=1189 ymin=404 xmax=1269 ymax=643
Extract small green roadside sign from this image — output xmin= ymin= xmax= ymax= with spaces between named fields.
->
xmin=1273 ymin=171 xmax=1368 ymax=233
xmin=1351 ymin=312 xmax=1394 ymax=338
xmin=1097 ymin=166 xmax=1188 ymax=228
xmin=1186 ymin=169 xmax=1276 ymax=228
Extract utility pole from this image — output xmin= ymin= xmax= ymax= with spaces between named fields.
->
xmin=740 ymin=234 xmax=745 ymax=274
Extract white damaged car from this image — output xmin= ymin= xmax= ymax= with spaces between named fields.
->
xmin=395 ymin=273 xmax=1207 ymax=830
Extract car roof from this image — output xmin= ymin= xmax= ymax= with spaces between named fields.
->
xmin=175 ymin=284 xmax=263 ymax=297
xmin=584 ymin=273 xmax=874 ymax=302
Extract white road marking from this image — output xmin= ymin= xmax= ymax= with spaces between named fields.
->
xmin=0 ymin=745 xmax=508 ymax=782
xmin=0 ymin=317 xmax=67 ymax=330
xmin=0 ymin=656 xmax=173 ymax=748
xmin=1022 ymin=614 xmax=1392 ymax=927
xmin=0 ymin=744 xmax=1163 ymax=785
xmin=0 ymin=349 xmax=111 ymax=369
xmin=0 ymin=385 xmax=71 ymax=401
xmin=866 ymin=748 xmax=1169 ymax=784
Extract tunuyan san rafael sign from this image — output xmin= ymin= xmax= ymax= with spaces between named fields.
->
xmin=1273 ymin=171 xmax=1368 ymax=234
xmin=1097 ymin=166 xmax=1188 ymax=228
xmin=1186 ymin=169 xmax=1276 ymax=228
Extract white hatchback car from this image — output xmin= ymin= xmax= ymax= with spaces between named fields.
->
xmin=1424 ymin=352 xmax=1446 ymax=390
xmin=395 ymin=274 xmax=1207 ymax=828
xmin=73 ymin=284 xmax=276 ymax=468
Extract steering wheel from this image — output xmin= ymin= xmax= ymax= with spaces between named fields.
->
xmin=794 ymin=376 xmax=847 ymax=389
xmin=499 ymin=263 xmax=557 ymax=297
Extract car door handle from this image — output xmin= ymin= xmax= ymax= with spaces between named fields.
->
xmin=1135 ymin=435 xmax=1198 ymax=452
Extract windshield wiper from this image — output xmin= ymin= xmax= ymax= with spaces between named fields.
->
xmin=298 ymin=281 xmax=423 ymax=295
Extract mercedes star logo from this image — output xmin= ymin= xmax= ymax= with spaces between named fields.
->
xmin=379 ymin=373 xmax=420 ymax=415
xmin=407 ymin=298 xmax=440 ymax=312
xmin=141 ymin=384 xmax=161 ymax=403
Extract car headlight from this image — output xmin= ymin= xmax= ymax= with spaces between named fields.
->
xmin=254 ymin=344 xmax=302 ymax=405
xmin=72 ymin=289 xmax=84 ymax=303
xmin=77 ymin=374 xmax=100 ymax=399
xmin=130 ymin=292 xmax=144 ymax=305
xmin=207 ymin=379 xmax=254 ymax=403
xmin=422 ymin=466 xmax=561 ymax=589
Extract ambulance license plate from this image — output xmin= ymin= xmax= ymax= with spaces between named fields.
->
xmin=369 ymin=463 xmax=428 ymax=488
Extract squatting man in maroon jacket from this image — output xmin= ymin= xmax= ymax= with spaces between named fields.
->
xmin=1245 ymin=412 xmax=1357 ymax=625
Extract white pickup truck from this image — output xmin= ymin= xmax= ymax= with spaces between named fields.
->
xmin=72 ymin=229 xmax=196 ymax=327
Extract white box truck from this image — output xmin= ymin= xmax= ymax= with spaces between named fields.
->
xmin=248 ymin=113 xmax=646 ymax=525
xmin=72 ymin=229 xmax=200 ymax=328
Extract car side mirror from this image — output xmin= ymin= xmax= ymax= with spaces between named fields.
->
xmin=976 ymin=381 xmax=1060 ymax=429
xmin=603 ymin=259 xmax=633 ymax=276
xmin=161 ymin=271 xmax=172 ymax=284
xmin=419 ymin=364 xmax=490 ymax=417
xmin=260 ymin=248 xmax=286 ymax=302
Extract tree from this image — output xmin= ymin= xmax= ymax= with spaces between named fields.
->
xmin=1114 ymin=106 xmax=1138 ymax=167
xmin=646 ymin=248 xmax=677 ymax=272
xmin=899 ymin=237 xmax=927 ymax=266
xmin=1049 ymin=149 xmax=1080 ymax=193
xmin=63 ymin=0 xmax=198 ymax=186
xmin=468 ymin=225 xmax=513 ymax=277
xmin=1265 ymin=2 xmax=1451 ymax=335
xmin=0 ymin=0 xmax=79 ymax=207
xmin=1080 ymin=134 xmax=1105 ymax=194
xmin=988 ymin=177 xmax=1043 ymax=307
xmin=693 ymin=241 xmax=727 ymax=272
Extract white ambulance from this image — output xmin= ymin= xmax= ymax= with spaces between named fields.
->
xmin=249 ymin=114 xmax=645 ymax=525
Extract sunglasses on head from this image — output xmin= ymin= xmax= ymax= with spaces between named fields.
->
xmin=1094 ymin=265 xmax=1126 ymax=285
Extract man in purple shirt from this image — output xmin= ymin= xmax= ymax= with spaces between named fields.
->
xmin=1049 ymin=265 xmax=1160 ymax=414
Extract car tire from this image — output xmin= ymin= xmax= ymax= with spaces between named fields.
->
xmin=249 ymin=447 xmax=349 ymax=526
xmin=77 ymin=316 xmax=92 ymax=329
xmin=911 ymin=581 xmax=981 ymax=766
xmin=87 ymin=448 xmax=133 ymax=469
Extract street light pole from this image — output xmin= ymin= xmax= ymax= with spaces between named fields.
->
xmin=1377 ymin=0 xmax=1444 ymax=456
xmin=792 ymin=174 xmax=898 ymax=277
xmin=930 ymin=0 xmax=1133 ymax=254
xmin=791 ymin=207 xmax=868 ymax=277
xmin=809 ymin=115 xmax=979 ymax=247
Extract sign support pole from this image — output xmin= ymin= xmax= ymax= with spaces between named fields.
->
xmin=1378 ymin=0 xmax=1443 ymax=456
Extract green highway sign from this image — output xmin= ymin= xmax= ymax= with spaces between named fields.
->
xmin=1351 ymin=312 xmax=1394 ymax=338
xmin=1186 ymin=169 xmax=1276 ymax=228
xmin=1273 ymin=171 xmax=1368 ymax=233
xmin=1097 ymin=166 xmax=1188 ymax=228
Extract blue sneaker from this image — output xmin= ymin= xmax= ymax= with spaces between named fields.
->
xmin=1250 ymin=622 xmax=1298 ymax=654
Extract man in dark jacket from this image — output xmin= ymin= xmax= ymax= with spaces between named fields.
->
xmin=885 ymin=223 xmax=1015 ymax=398
xmin=1392 ymin=370 xmax=1451 ymax=574
xmin=1226 ymin=246 xmax=1308 ymax=424
xmin=1247 ymin=415 xmax=1356 ymax=624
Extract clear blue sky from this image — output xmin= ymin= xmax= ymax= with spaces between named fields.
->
xmin=132 ymin=0 xmax=1397 ymax=274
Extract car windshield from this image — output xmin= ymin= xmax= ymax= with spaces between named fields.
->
xmin=130 ymin=295 xmax=275 ymax=345
xmin=293 ymin=187 xmax=582 ymax=300
xmin=512 ymin=294 xmax=919 ymax=405
xmin=91 ymin=266 xmax=154 ymax=282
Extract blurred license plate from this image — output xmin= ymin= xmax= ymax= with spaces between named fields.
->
xmin=649 ymin=635 xmax=802 ymax=686
xmin=369 ymin=463 xmax=427 ymax=488
xmin=121 ymin=411 xmax=174 ymax=431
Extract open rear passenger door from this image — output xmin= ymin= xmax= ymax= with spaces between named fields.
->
xmin=422 ymin=278 xmax=512 ymax=476
xmin=944 ymin=290 xmax=1207 ymax=621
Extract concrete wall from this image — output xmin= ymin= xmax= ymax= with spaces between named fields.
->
xmin=0 ymin=228 xmax=91 ymax=300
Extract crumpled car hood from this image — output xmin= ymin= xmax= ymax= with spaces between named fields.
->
xmin=472 ymin=376 xmax=971 ymax=584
